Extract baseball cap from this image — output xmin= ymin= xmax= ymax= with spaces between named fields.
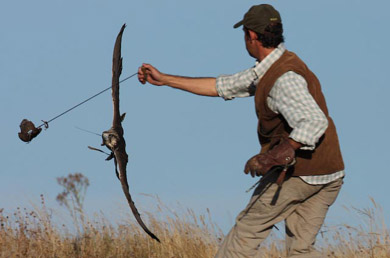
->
xmin=233 ymin=4 xmax=281 ymax=34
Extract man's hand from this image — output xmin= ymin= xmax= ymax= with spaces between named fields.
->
xmin=244 ymin=138 xmax=296 ymax=177
xmin=138 ymin=63 xmax=165 ymax=86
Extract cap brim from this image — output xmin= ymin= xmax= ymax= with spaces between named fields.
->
xmin=233 ymin=20 xmax=244 ymax=29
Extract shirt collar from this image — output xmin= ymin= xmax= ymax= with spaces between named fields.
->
xmin=253 ymin=43 xmax=286 ymax=79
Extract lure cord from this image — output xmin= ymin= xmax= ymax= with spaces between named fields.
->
xmin=37 ymin=72 xmax=138 ymax=129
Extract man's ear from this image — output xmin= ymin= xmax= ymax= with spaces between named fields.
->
xmin=248 ymin=29 xmax=258 ymax=41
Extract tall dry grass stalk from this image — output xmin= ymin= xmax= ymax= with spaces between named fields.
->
xmin=0 ymin=195 xmax=389 ymax=257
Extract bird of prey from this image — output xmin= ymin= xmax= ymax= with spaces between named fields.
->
xmin=100 ymin=24 xmax=160 ymax=242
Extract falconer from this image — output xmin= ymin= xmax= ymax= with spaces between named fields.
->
xmin=138 ymin=4 xmax=344 ymax=257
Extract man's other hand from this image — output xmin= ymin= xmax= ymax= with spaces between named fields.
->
xmin=244 ymin=138 xmax=296 ymax=177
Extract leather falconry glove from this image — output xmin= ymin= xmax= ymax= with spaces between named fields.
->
xmin=244 ymin=138 xmax=296 ymax=178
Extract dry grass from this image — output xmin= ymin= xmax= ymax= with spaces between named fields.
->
xmin=0 ymin=195 xmax=222 ymax=258
xmin=319 ymin=197 xmax=390 ymax=258
xmin=0 ymin=195 xmax=389 ymax=258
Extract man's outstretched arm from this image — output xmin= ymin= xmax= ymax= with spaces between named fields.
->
xmin=138 ymin=63 xmax=218 ymax=97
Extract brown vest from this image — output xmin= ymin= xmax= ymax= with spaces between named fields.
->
xmin=254 ymin=50 xmax=344 ymax=176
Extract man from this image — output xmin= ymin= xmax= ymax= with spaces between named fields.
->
xmin=138 ymin=4 xmax=344 ymax=258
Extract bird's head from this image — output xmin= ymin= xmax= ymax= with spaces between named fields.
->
xmin=101 ymin=130 xmax=119 ymax=150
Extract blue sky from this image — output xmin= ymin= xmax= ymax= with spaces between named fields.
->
xmin=1 ymin=0 xmax=389 ymax=233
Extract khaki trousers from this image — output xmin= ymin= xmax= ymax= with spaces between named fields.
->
xmin=215 ymin=173 xmax=343 ymax=258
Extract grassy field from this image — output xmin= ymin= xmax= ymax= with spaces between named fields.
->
xmin=1 ymin=196 xmax=389 ymax=258
xmin=1 ymin=174 xmax=389 ymax=257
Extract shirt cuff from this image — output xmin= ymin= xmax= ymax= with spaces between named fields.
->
xmin=215 ymin=76 xmax=234 ymax=101
xmin=289 ymin=117 xmax=329 ymax=150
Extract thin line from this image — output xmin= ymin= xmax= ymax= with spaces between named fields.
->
xmin=74 ymin=126 xmax=102 ymax=136
xmin=37 ymin=72 xmax=138 ymax=128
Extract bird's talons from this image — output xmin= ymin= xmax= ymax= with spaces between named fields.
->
xmin=106 ymin=152 xmax=115 ymax=161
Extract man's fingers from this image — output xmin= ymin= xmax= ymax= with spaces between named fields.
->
xmin=137 ymin=66 xmax=146 ymax=84
xmin=138 ymin=65 xmax=153 ymax=84
xmin=142 ymin=63 xmax=154 ymax=75
xmin=141 ymin=66 xmax=148 ymax=82
xmin=244 ymin=160 xmax=253 ymax=174
xmin=250 ymin=170 xmax=256 ymax=177
xmin=244 ymin=162 xmax=256 ymax=178
xmin=142 ymin=63 xmax=153 ymax=69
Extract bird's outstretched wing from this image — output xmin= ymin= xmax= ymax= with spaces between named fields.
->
xmin=105 ymin=24 xmax=160 ymax=242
